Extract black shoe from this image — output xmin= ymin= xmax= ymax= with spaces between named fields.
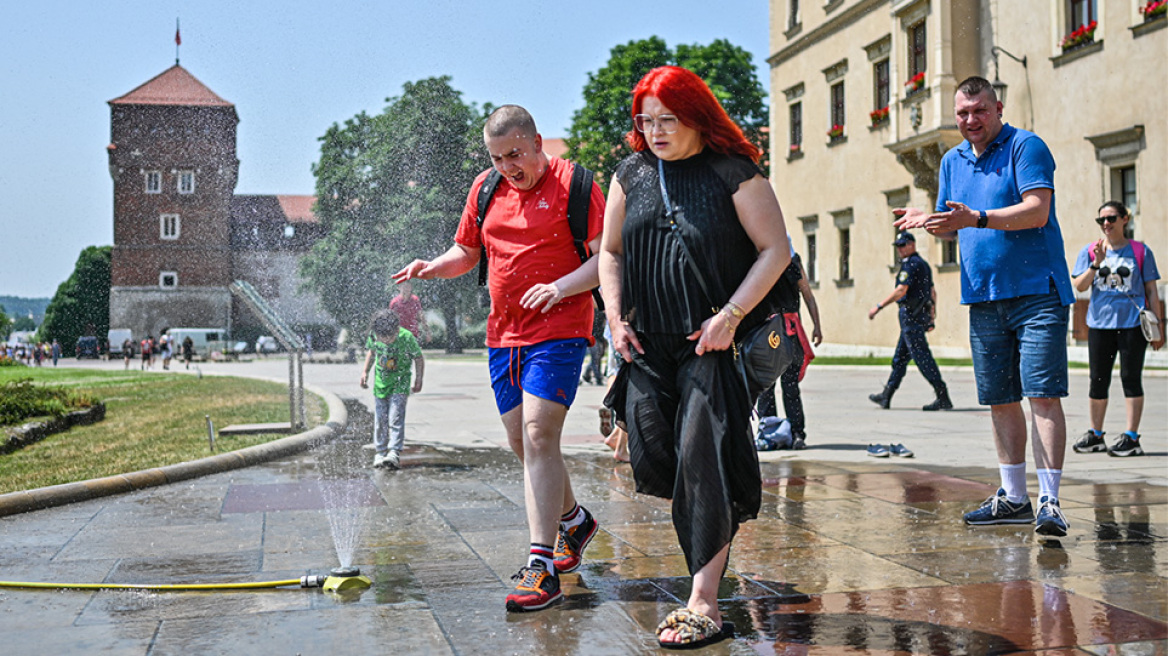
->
xmin=1108 ymin=432 xmax=1144 ymax=457
xmin=868 ymin=390 xmax=892 ymax=409
xmin=922 ymin=395 xmax=953 ymax=411
xmin=1072 ymin=429 xmax=1107 ymax=454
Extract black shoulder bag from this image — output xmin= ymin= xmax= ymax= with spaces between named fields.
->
xmin=655 ymin=158 xmax=794 ymax=402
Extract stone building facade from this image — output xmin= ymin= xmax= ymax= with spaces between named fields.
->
xmin=107 ymin=65 xmax=333 ymax=341
xmin=768 ymin=0 xmax=1165 ymax=353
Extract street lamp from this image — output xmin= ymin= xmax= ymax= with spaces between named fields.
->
xmin=991 ymin=46 xmax=1027 ymax=107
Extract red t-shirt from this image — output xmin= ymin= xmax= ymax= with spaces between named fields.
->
xmin=390 ymin=294 xmax=424 ymax=334
xmin=454 ymin=156 xmax=605 ymax=348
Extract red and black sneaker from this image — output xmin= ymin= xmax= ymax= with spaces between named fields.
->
xmin=505 ymin=560 xmax=561 ymax=612
xmin=553 ymin=507 xmax=599 ymax=573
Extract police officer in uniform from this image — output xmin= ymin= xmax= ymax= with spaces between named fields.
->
xmin=867 ymin=232 xmax=952 ymax=411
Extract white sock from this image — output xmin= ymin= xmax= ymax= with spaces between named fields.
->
xmin=560 ymin=503 xmax=585 ymax=532
xmin=1036 ymin=469 xmax=1062 ymax=502
xmin=527 ymin=544 xmax=556 ymax=574
xmin=1000 ymin=463 xmax=1028 ymax=503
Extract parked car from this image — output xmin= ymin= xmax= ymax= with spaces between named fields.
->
xmin=76 ymin=336 xmax=101 ymax=359
xmin=255 ymin=336 xmax=280 ymax=354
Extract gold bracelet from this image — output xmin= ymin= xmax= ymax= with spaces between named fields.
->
xmin=722 ymin=301 xmax=745 ymax=320
xmin=719 ymin=308 xmax=739 ymax=332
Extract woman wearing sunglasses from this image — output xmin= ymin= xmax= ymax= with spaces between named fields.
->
xmin=598 ymin=66 xmax=789 ymax=649
xmin=1071 ymin=201 xmax=1163 ymax=457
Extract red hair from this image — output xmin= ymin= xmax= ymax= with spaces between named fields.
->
xmin=626 ymin=66 xmax=759 ymax=163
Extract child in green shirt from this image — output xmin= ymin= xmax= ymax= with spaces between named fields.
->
xmin=360 ymin=309 xmax=424 ymax=469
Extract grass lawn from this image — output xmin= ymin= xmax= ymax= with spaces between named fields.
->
xmin=0 ymin=367 xmax=326 ymax=494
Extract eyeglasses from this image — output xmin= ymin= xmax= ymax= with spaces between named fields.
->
xmin=633 ymin=114 xmax=679 ymax=134
xmin=1095 ymin=215 xmax=1121 ymax=225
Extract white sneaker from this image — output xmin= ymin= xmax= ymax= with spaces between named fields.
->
xmin=384 ymin=451 xmax=400 ymax=470
xmin=362 ymin=443 xmax=377 ymax=451
xmin=373 ymin=453 xmax=387 ymax=468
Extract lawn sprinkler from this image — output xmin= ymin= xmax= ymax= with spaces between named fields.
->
xmin=321 ymin=566 xmax=372 ymax=593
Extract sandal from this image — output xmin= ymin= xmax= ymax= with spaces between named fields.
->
xmin=599 ymin=406 xmax=615 ymax=437
xmin=655 ymin=607 xmax=735 ymax=650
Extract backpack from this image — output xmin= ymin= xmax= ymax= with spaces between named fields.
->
xmin=1085 ymin=240 xmax=1145 ymax=274
xmin=475 ymin=164 xmax=603 ymax=309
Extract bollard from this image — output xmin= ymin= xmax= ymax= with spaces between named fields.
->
xmin=205 ymin=414 xmax=216 ymax=452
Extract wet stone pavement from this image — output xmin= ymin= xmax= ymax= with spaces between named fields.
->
xmin=0 ymin=359 xmax=1165 ymax=654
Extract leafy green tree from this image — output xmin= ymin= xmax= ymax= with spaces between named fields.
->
xmin=566 ymin=37 xmax=769 ymax=185
xmin=0 ymin=305 xmax=9 ymax=341
xmin=302 ymin=77 xmax=492 ymax=352
xmin=38 ymin=246 xmax=111 ymax=352
xmin=13 ymin=316 xmax=37 ymax=332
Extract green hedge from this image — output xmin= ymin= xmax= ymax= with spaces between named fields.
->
xmin=0 ymin=379 xmax=95 ymax=426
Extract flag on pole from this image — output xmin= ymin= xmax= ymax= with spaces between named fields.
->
xmin=175 ymin=20 xmax=181 ymax=46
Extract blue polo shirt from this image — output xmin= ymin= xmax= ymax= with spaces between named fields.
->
xmin=936 ymin=124 xmax=1074 ymax=306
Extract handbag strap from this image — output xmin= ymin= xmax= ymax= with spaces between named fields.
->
xmin=657 ymin=158 xmax=722 ymax=311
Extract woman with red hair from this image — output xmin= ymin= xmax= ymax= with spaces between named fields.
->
xmin=599 ymin=65 xmax=790 ymax=649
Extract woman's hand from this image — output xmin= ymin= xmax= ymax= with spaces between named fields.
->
xmin=1091 ymin=239 xmax=1106 ymax=267
xmin=609 ymin=319 xmax=644 ymax=363
xmin=689 ymin=311 xmax=736 ymax=356
xmin=520 ymin=283 xmax=564 ymax=313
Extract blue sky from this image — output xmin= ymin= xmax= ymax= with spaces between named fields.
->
xmin=0 ymin=0 xmax=770 ymax=298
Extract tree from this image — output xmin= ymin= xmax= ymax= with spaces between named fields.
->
xmin=13 ymin=316 xmax=37 ymax=332
xmin=0 ymin=305 xmax=9 ymax=341
xmin=37 ymin=246 xmax=111 ymax=352
xmin=566 ymin=37 xmax=770 ymax=185
xmin=302 ymin=77 xmax=492 ymax=352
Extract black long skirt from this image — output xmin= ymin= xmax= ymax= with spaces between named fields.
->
xmin=620 ymin=332 xmax=760 ymax=576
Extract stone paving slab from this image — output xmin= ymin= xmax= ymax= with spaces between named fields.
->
xmin=0 ymin=356 xmax=1163 ymax=654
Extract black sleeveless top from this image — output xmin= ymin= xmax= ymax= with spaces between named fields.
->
xmin=615 ymin=149 xmax=767 ymax=335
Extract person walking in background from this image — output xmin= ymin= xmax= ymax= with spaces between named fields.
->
xmin=867 ymin=231 xmax=952 ymax=415
xmin=122 ymin=338 xmax=134 ymax=370
xmin=51 ymin=339 xmax=60 ymax=366
xmin=360 ymin=309 xmax=424 ymax=470
xmin=599 ymin=66 xmax=789 ymax=649
xmin=140 ymin=335 xmax=153 ymax=370
xmin=1071 ymin=201 xmax=1163 ymax=457
xmin=755 ymin=251 xmax=821 ymax=450
xmin=159 ymin=331 xmax=172 ymax=370
xmin=182 ymin=335 xmax=194 ymax=370
xmin=895 ymin=76 xmax=1075 ymax=538
xmin=393 ymin=105 xmax=604 ymax=613
xmin=390 ymin=280 xmax=432 ymax=344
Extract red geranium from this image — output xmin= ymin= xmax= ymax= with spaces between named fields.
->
xmin=1140 ymin=0 xmax=1167 ymax=17
xmin=1060 ymin=20 xmax=1097 ymax=50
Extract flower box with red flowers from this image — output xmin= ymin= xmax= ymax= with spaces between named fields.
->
xmin=869 ymin=106 xmax=890 ymax=126
xmin=1140 ymin=0 xmax=1167 ymax=20
xmin=789 ymin=143 xmax=802 ymax=154
xmin=1060 ymin=20 xmax=1097 ymax=51
xmin=826 ymin=125 xmax=845 ymax=139
xmin=904 ymin=72 xmax=926 ymax=96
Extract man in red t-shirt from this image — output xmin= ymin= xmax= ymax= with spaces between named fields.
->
xmin=394 ymin=105 xmax=604 ymax=613
xmin=389 ymin=280 xmax=431 ymax=343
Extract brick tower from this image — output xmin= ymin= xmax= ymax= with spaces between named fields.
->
xmin=107 ymin=65 xmax=239 ymax=339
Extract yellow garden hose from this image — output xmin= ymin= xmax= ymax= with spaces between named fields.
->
xmin=0 ymin=575 xmax=325 ymax=591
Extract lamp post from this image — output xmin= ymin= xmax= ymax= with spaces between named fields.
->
xmin=991 ymin=46 xmax=1027 ymax=107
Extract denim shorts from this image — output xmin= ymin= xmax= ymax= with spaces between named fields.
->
xmin=968 ymin=291 xmax=1069 ymax=405
xmin=488 ymin=338 xmax=587 ymax=414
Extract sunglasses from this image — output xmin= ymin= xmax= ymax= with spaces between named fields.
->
xmin=1095 ymin=215 xmax=1122 ymax=225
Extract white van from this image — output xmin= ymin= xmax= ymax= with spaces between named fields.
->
xmin=167 ymin=328 xmax=229 ymax=360
xmin=107 ymin=329 xmax=133 ymax=358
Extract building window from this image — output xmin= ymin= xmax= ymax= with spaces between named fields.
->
xmin=159 ymin=271 xmax=178 ymax=289
xmin=838 ymin=227 xmax=851 ymax=282
xmin=909 ymin=21 xmax=927 ymax=77
xmin=874 ymin=60 xmax=890 ymax=111
xmin=942 ymin=239 xmax=958 ymax=266
xmin=789 ymin=102 xmax=803 ymax=154
xmin=1111 ymin=165 xmax=1137 ymax=212
xmin=788 ymin=0 xmax=800 ymax=30
xmin=160 ymin=213 xmax=180 ymax=240
xmin=1067 ymin=0 xmax=1096 ymax=33
xmin=284 ymin=225 xmax=296 ymax=238
xmin=177 ymin=170 xmax=195 ymax=194
xmin=829 ymin=82 xmax=845 ymax=140
xmin=806 ymin=233 xmax=818 ymax=284
xmin=145 ymin=171 xmax=161 ymax=194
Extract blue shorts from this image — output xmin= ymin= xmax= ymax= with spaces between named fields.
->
xmin=969 ymin=291 xmax=1069 ymax=406
xmin=488 ymin=338 xmax=588 ymax=414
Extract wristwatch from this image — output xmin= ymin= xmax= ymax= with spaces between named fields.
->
xmin=977 ymin=210 xmax=988 ymax=229
xmin=1089 ymin=264 xmax=1100 ymax=270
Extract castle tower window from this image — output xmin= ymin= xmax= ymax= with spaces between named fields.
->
xmin=159 ymin=271 xmax=178 ymax=289
xmin=160 ymin=213 xmax=180 ymax=240
xmin=177 ymin=170 xmax=195 ymax=194
xmin=145 ymin=171 xmax=161 ymax=194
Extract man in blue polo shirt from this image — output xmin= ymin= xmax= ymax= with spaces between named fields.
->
xmin=895 ymin=76 xmax=1074 ymax=538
